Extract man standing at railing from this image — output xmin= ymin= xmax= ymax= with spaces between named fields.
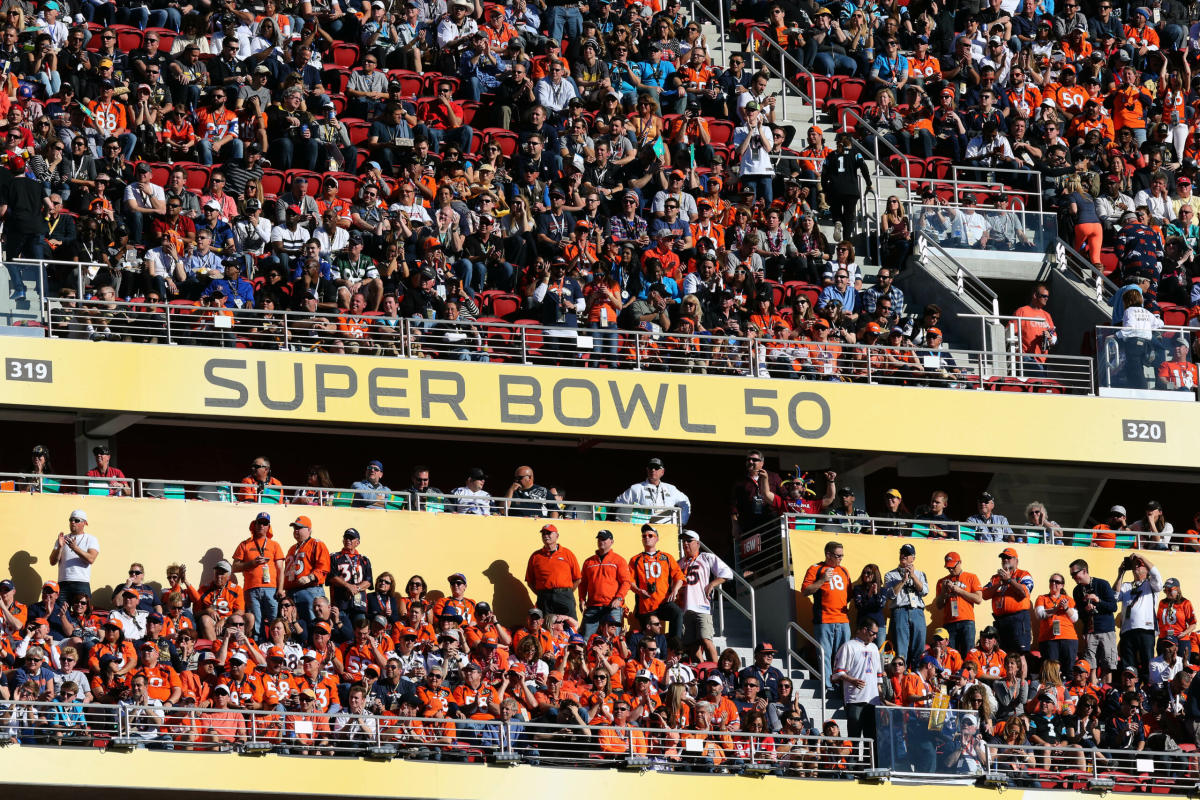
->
xmin=579 ymin=530 xmax=632 ymax=641
xmin=1 ymin=154 xmax=50 ymax=302
xmin=232 ymin=512 xmax=286 ymax=639
xmin=801 ymin=540 xmax=851 ymax=693
xmin=284 ymin=516 xmax=331 ymax=625
xmin=1115 ymin=553 xmax=1163 ymax=682
xmin=833 ymin=619 xmax=883 ymax=740
xmin=85 ymin=444 xmax=130 ymax=497
xmin=629 ymin=524 xmax=684 ymax=640
xmin=50 ymin=510 xmax=99 ymax=601
xmin=1070 ymin=559 xmax=1119 ymax=679
xmin=526 ymin=524 xmax=582 ymax=621
xmin=678 ymin=530 xmax=732 ymax=664
xmin=614 ymin=457 xmax=691 ymax=525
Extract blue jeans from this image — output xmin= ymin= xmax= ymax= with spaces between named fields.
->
xmin=415 ymin=124 xmax=473 ymax=154
xmin=740 ymin=174 xmax=773 ymax=204
xmin=891 ymin=606 xmax=927 ymax=667
xmin=548 ymin=6 xmax=582 ymax=42
xmin=814 ymin=620 xmax=850 ymax=690
xmin=246 ymin=587 xmax=279 ymax=636
xmin=944 ymin=619 xmax=975 ymax=660
xmin=268 ymin=137 xmax=317 ymax=171
xmin=589 ymin=323 xmax=618 ymax=364
xmin=487 ymin=259 xmax=515 ymax=292
xmin=289 ymin=585 xmax=325 ymax=622
xmin=580 ymin=605 xmax=621 ymax=641
xmin=453 ymin=258 xmax=486 ymax=295
xmin=813 ymin=52 xmax=857 ymax=77
xmin=197 ymin=138 xmax=244 ymax=166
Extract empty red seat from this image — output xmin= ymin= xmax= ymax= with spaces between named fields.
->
xmin=330 ymin=42 xmax=360 ymax=68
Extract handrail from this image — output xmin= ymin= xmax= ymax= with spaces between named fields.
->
xmin=699 ymin=539 xmax=757 ymax=650
xmin=0 ymin=472 xmax=682 ymax=526
xmin=946 ymin=164 xmax=1043 ymax=211
xmin=9 ymin=257 xmax=110 ymax=301
xmin=685 ymin=0 xmax=727 ymax=81
xmin=840 ymin=107 xmax=914 ymax=205
xmin=786 ymin=620 xmax=825 ymax=724
xmin=1054 ymin=238 xmax=1119 ymax=306
xmin=41 ymin=297 xmax=1099 ymax=395
xmin=916 ymin=231 xmax=1001 ymax=317
xmin=741 ymin=26 xmax=818 ymax=129
xmin=780 ymin=510 xmax=1155 ymax=548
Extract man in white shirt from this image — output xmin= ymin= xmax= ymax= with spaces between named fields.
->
xmin=535 ymin=59 xmax=578 ymax=118
xmin=452 ymin=467 xmax=492 ymax=515
xmin=50 ymin=510 xmax=99 ymax=599
xmin=1115 ymin=552 xmax=1162 ymax=681
xmin=109 ymin=587 xmax=150 ymax=641
xmin=833 ymin=619 xmax=883 ymax=739
xmin=677 ymin=530 xmax=732 ymax=662
xmin=1149 ymin=636 xmax=1185 ymax=688
xmin=614 ymin=457 xmax=691 ymax=524
xmin=437 ymin=0 xmax=478 ymax=48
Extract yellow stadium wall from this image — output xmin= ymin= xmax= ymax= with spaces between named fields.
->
xmin=0 ymin=494 xmax=672 ymax=625
xmin=790 ymin=532 xmax=1197 ymax=644
xmin=0 ymin=744 xmax=1060 ymax=800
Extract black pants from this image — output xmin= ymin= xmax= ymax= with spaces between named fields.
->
xmin=828 ymin=193 xmax=858 ymax=239
xmin=845 ymin=701 xmax=877 ymax=741
xmin=1120 ymin=627 xmax=1155 ymax=680
xmin=536 ymin=587 xmax=577 ymax=620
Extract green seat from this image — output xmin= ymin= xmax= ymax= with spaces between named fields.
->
xmin=41 ymin=478 xmax=61 ymax=494
xmin=217 ymin=486 xmax=234 ymax=503
xmin=630 ymin=510 xmax=651 ymax=525
xmin=594 ymin=506 xmax=609 ymax=521
xmin=385 ymin=493 xmax=408 ymax=511
xmin=88 ymin=481 xmax=110 ymax=496
xmin=260 ymin=486 xmax=283 ymax=505
xmin=957 ymin=527 xmax=977 ymax=542
xmin=790 ymin=517 xmax=817 ymax=532
xmin=163 ymin=484 xmax=186 ymax=500
xmin=1069 ymin=530 xmax=1093 ymax=547
xmin=425 ymin=497 xmax=445 ymax=514
xmin=331 ymin=491 xmax=355 ymax=508
xmin=910 ymin=523 xmax=930 ymax=539
xmin=1114 ymin=533 xmax=1137 ymax=549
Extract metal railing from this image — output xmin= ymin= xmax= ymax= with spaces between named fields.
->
xmin=741 ymin=26 xmax=818 ymax=129
xmin=699 ymin=539 xmax=757 ymax=650
xmin=1 ymin=700 xmax=874 ymax=777
xmin=786 ymin=621 xmax=825 ymax=725
xmin=784 ymin=511 xmax=1164 ymax=548
xmin=8 ymin=257 xmax=111 ymax=302
xmin=1054 ymin=239 xmax=1119 ymax=306
xmin=1096 ymin=324 xmax=1198 ymax=398
xmin=39 ymin=298 xmax=1097 ymax=394
xmin=987 ymin=742 xmax=1196 ymax=791
xmin=0 ymin=473 xmax=682 ymax=526
xmin=916 ymin=232 xmax=1001 ymax=317
xmin=941 ymin=164 xmax=1044 ymax=213
xmin=956 ymin=312 xmax=1088 ymax=385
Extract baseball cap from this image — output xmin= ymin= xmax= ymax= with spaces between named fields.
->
xmin=980 ymin=626 xmax=998 ymax=639
xmin=647 ymin=457 xmax=665 ymax=469
xmin=596 ymin=529 xmax=614 ymax=540
xmin=42 ymin=580 xmax=59 ymax=592
xmin=466 ymin=467 xmax=487 ymax=481
xmin=528 ymin=607 xmax=543 ymax=618
xmin=313 ymin=621 xmax=332 ymax=635
xmin=343 ymin=528 xmax=361 ymax=540
xmin=705 ymin=673 xmax=724 ymax=687
xmin=999 ymin=547 xmax=1018 ymax=558
xmin=69 ymin=509 xmax=88 ymax=522
xmin=899 ymin=543 xmax=916 ymax=557
xmin=838 ymin=484 xmax=855 ymax=496
xmin=267 ymin=645 xmax=286 ymax=659
xmin=864 ymin=322 xmax=883 ymax=335
xmin=927 ymin=327 xmax=943 ymax=339
xmin=932 ymin=628 xmax=949 ymax=640
xmin=367 ymin=459 xmax=383 ymax=471
xmin=1109 ymin=504 xmax=1127 ymax=516
xmin=228 ymin=652 xmax=248 ymax=665
xmin=635 ymin=669 xmax=655 ymax=682
xmin=755 ymin=641 xmax=776 ymax=654
xmin=104 ymin=618 xmax=123 ymax=630
xmin=1074 ymin=659 xmax=1091 ymax=673
xmin=212 ymin=684 xmax=231 ymax=695
xmin=681 ymin=530 xmax=700 ymax=541
xmin=978 ymin=491 xmax=995 ymax=503
xmin=885 ymin=488 xmax=902 ymax=499
xmin=944 ymin=552 xmax=961 ymax=568
xmin=541 ymin=524 xmax=558 ymax=534
xmin=1165 ymin=577 xmax=1181 ymax=589
xmin=919 ymin=655 xmax=940 ymax=669
xmin=214 ymin=559 xmax=233 ymax=572
xmin=448 ymin=572 xmax=467 ymax=584
xmin=290 ymin=515 xmax=313 ymax=529
xmin=254 ymin=511 xmax=271 ymax=524
xmin=744 ymin=100 xmax=760 ymax=111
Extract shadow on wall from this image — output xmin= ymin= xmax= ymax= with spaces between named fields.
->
xmin=482 ymin=560 xmax=533 ymax=626
xmin=9 ymin=550 xmax=43 ymax=604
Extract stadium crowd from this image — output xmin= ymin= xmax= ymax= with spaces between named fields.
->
xmin=805 ymin=538 xmax=1200 ymax=775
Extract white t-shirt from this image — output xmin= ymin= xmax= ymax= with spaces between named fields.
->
xmin=452 ymin=487 xmax=492 ymax=515
xmin=832 ymin=637 xmax=883 ymax=705
xmin=57 ymin=533 xmax=99 ymax=583
xmin=679 ymin=552 xmax=733 ymax=614
xmin=732 ymin=124 xmax=773 ymax=177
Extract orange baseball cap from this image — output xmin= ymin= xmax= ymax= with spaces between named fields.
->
xmin=541 ymin=524 xmax=558 ymax=534
xmin=999 ymin=547 xmax=1019 ymax=558
xmin=313 ymin=621 xmax=332 ymax=635
xmin=290 ymin=515 xmax=313 ymax=529
xmin=864 ymin=322 xmax=883 ymax=335
xmin=944 ymin=552 xmax=961 ymax=568
xmin=1074 ymin=659 xmax=1092 ymax=673
xmin=42 ymin=581 xmax=59 ymax=592
xmin=814 ymin=317 xmax=831 ymax=328
xmin=104 ymin=618 xmax=124 ymax=630
xmin=267 ymin=646 xmax=286 ymax=659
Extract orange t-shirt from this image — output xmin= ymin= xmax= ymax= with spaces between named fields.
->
xmin=1035 ymin=593 xmax=1078 ymax=642
xmin=131 ymin=663 xmax=181 ymax=702
xmin=1091 ymin=524 xmax=1117 ymax=548
xmin=232 ymin=535 xmax=285 ymax=590
xmin=965 ymin=647 xmax=1008 ymax=678
xmin=801 ymin=562 xmax=851 ymax=624
xmin=937 ymin=571 xmax=983 ymax=624
xmin=900 ymin=672 xmax=934 ymax=707
xmin=284 ymin=536 xmax=332 ymax=590
xmin=198 ymin=582 xmax=244 ymax=619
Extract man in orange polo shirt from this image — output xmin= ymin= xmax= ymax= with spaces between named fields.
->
xmin=525 ymin=524 xmax=582 ymax=621
xmin=936 ymin=551 xmax=983 ymax=657
xmin=982 ymin=547 xmax=1034 ymax=659
xmin=579 ymin=529 xmax=632 ymax=640
xmin=628 ymin=524 xmax=684 ymax=639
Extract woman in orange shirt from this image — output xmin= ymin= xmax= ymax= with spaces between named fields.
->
xmin=583 ymin=264 xmax=622 ymax=367
xmin=1034 ymin=573 xmax=1078 ymax=667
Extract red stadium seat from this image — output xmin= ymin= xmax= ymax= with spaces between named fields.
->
xmin=260 ymin=169 xmax=286 ymax=197
xmin=707 ymin=119 xmax=734 ymax=147
xmin=483 ymin=129 xmax=518 ymax=157
xmin=116 ymin=28 xmax=142 ymax=52
xmin=387 ymin=70 xmax=424 ymax=98
xmin=345 ymin=120 xmax=371 ymax=147
xmin=182 ymin=163 xmax=210 ymax=193
xmin=331 ymin=42 xmax=360 ymax=68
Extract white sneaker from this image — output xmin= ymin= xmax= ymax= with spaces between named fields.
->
xmin=833 ymin=221 xmax=843 ymax=242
